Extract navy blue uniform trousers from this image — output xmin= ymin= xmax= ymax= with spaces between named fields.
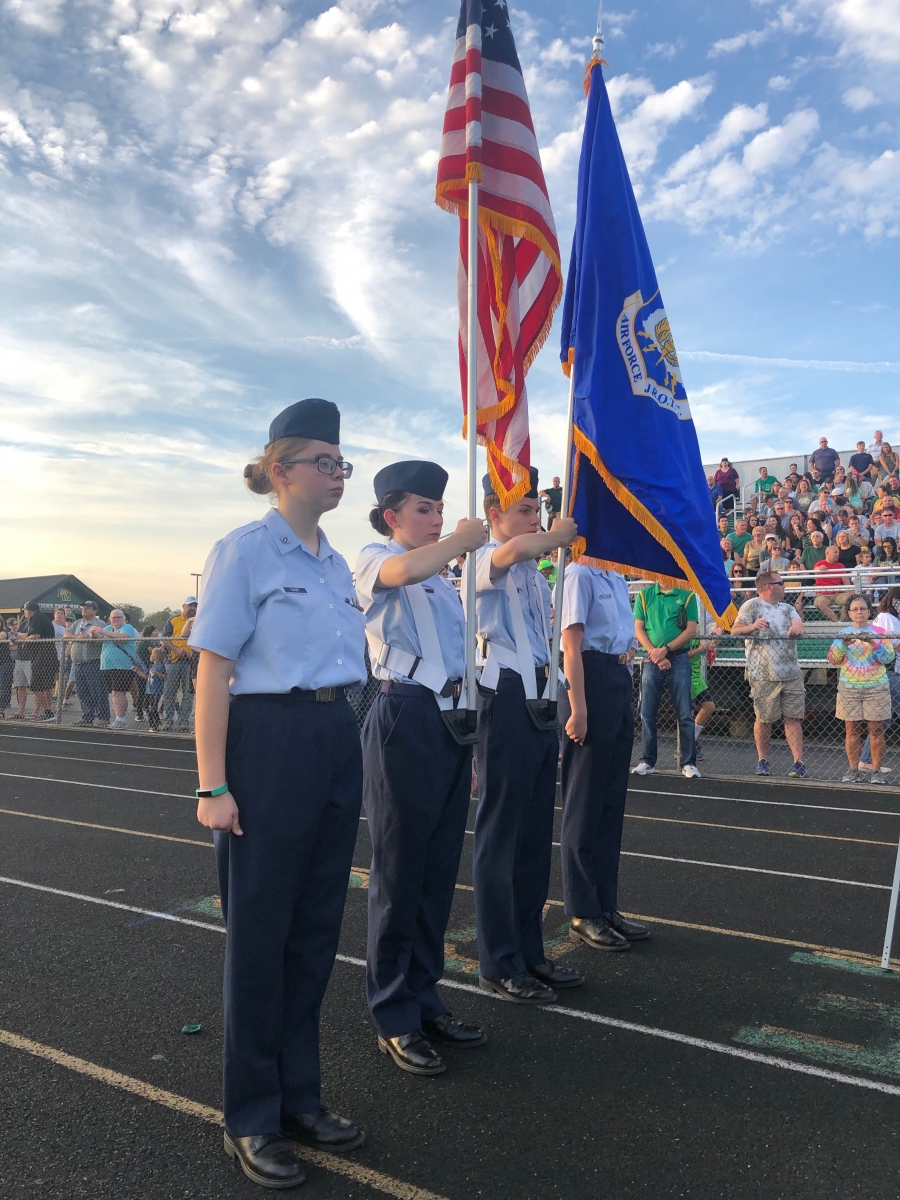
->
xmin=473 ymin=667 xmax=558 ymax=979
xmin=362 ymin=682 xmax=472 ymax=1038
xmin=216 ymin=692 xmax=362 ymax=1136
xmin=558 ymin=652 xmax=634 ymax=916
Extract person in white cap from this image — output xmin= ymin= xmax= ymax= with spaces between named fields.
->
xmin=160 ymin=596 xmax=198 ymax=731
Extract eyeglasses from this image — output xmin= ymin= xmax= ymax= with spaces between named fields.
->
xmin=281 ymin=456 xmax=353 ymax=478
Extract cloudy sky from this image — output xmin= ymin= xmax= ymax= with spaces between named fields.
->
xmin=1 ymin=0 xmax=898 ymax=608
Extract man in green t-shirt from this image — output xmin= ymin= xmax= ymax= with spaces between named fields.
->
xmin=631 ymin=583 xmax=700 ymax=778
xmin=729 ymin=518 xmax=752 ymax=562
xmin=754 ymin=467 xmax=777 ymax=499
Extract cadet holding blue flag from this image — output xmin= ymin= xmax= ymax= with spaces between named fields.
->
xmin=189 ymin=398 xmax=366 ymax=1190
xmin=558 ymin=563 xmax=649 ymax=952
xmin=468 ymin=470 xmax=583 ymax=1005
xmin=356 ymin=462 xmax=489 ymax=1077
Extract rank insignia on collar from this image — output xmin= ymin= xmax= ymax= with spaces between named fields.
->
xmin=280 ymin=536 xmax=290 ymax=544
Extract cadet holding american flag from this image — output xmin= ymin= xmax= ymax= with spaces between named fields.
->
xmin=436 ymin=0 xmax=580 ymax=1005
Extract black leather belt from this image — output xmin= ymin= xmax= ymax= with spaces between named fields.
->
xmin=235 ymin=687 xmax=343 ymax=704
xmin=379 ymin=679 xmax=464 ymax=700
xmin=583 ymin=650 xmax=629 ymax=665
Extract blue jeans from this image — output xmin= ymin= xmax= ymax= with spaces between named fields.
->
xmin=0 ymin=662 xmax=12 ymax=711
xmin=73 ymin=659 xmax=110 ymax=723
xmin=859 ymin=672 xmax=900 ymax=764
xmin=162 ymin=659 xmax=194 ymax=725
xmin=638 ymin=654 xmax=695 ymax=768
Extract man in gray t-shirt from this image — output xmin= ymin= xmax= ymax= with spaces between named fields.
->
xmin=67 ymin=601 xmax=109 ymax=726
xmin=731 ymin=571 xmax=806 ymax=777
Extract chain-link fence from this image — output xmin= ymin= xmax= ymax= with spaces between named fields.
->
xmin=5 ymin=577 xmax=900 ymax=791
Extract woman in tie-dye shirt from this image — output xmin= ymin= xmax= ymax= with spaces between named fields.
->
xmin=828 ymin=595 xmax=896 ymax=785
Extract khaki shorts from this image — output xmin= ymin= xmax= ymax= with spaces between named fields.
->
xmin=836 ymin=682 xmax=892 ymax=722
xmin=12 ymin=660 xmax=31 ymax=688
xmin=816 ymin=590 xmax=853 ymax=610
xmin=750 ymin=678 xmax=806 ymax=723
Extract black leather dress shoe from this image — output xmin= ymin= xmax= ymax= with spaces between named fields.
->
xmin=224 ymin=1132 xmax=307 ymax=1189
xmin=569 ymin=916 xmax=630 ymax=951
xmin=378 ymin=1030 xmax=447 ymax=1075
xmin=479 ymin=972 xmax=557 ymax=1004
xmin=281 ymin=1108 xmax=364 ymax=1152
xmin=423 ymin=1012 xmax=487 ymax=1047
xmin=528 ymin=958 xmax=584 ymax=989
xmin=603 ymin=911 xmax=650 ymax=941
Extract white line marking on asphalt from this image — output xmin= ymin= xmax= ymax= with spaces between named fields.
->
xmin=618 ymin=851 xmax=890 ymax=889
xmin=0 ymin=733 xmax=195 ymax=755
xmin=5 ymin=781 xmax=889 ymax=890
xmin=628 ymin=787 xmax=900 ymax=819
xmin=2 ymin=876 xmax=896 ymax=1100
xmin=0 ymin=772 xmax=192 ymax=799
xmin=0 ymin=809 xmax=212 ymax=847
xmin=0 ymin=750 xmax=196 ymax=773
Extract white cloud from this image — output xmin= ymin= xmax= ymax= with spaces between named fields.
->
xmin=768 ymin=75 xmax=792 ymax=90
xmin=843 ymin=85 xmax=877 ymax=111
xmin=609 ymin=75 xmax=714 ymax=177
xmin=812 ymin=0 xmax=900 ymax=65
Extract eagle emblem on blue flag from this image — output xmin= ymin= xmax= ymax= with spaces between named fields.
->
xmin=616 ymin=290 xmax=690 ymax=420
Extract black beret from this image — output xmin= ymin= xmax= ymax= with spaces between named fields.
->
xmin=482 ymin=466 xmax=539 ymax=501
xmin=374 ymin=461 xmax=448 ymax=503
xmin=267 ymin=398 xmax=340 ymax=447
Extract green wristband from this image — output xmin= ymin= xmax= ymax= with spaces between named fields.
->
xmin=196 ymin=783 xmax=229 ymax=799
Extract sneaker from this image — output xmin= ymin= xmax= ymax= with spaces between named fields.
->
xmin=113 ymin=717 xmax=126 ymax=729
xmin=842 ymin=768 xmax=860 ymax=783
xmin=134 ymin=713 xmax=145 ymax=722
xmin=681 ymin=764 xmax=701 ymax=779
xmin=871 ymin=769 xmax=888 ymax=786
xmin=40 ymin=712 xmax=56 ymax=723
xmin=630 ymin=762 xmax=655 ymax=776
xmin=755 ymin=759 xmax=770 ymax=776
xmin=159 ymin=722 xmax=173 ymax=732
xmin=787 ymin=761 xmax=806 ymax=778
xmin=695 ymin=741 xmax=706 ymax=762
xmin=858 ymin=761 xmax=875 ymax=772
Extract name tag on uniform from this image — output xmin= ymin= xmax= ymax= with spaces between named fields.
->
xmin=283 ymin=587 xmax=307 ymax=594
xmin=423 ymin=586 xmax=434 ymax=593
xmin=344 ymin=596 xmax=363 ymax=611
xmin=598 ymin=594 xmax=612 ymax=600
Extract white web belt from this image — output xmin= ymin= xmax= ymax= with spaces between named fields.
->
xmin=365 ymin=582 xmax=467 ymax=712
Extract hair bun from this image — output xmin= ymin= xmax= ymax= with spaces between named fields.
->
xmin=243 ymin=463 xmax=253 ymax=479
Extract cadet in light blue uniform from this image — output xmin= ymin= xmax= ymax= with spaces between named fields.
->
xmin=469 ymin=469 xmax=582 ymax=1005
xmin=189 ymin=399 xmax=367 ymax=1190
xmin=356 ymin=461 xmax=488 ymax=1078
xmin=557 ymin=565 xmax=649 ymax=951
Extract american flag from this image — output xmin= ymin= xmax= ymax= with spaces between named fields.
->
xmin=436 ymin=0 xmax=562 ymax=508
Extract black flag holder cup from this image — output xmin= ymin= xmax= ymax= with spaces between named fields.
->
xmin=526 ymin=695 xmax=559 ymax=732
xmin=440 ymin=687 xmax=480 ymax=746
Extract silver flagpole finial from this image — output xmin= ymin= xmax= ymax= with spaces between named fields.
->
xmin=592 ymin=0 xmax=604 ymax=57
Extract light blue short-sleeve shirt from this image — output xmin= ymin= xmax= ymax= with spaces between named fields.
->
xmin=466 ymin=539 xmax=551 ymax=667
xmin=355 ymin=541 xmax=466 ymax=683
xmin=559 ymin=565 xmax=635 ymax=655
xmin=188 ymin=508 xmax=367 ymax=694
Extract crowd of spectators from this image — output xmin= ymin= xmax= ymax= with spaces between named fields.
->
xmin=0 ymin=596 xmax=199 ymax=731
xmin=710 ymin=431 xmax=900 ymax=618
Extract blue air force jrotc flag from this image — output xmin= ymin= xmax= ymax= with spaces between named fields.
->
xmin=559 ymin=56 xmax=735 ymax=628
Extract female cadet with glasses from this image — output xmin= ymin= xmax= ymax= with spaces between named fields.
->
xmin=189 ymin=398 xmax=367 ymax=1190
xmin=355 ymin=461 xmax=488 ymax=1078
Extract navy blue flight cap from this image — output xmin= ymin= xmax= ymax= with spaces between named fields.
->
xmin=482 ymin=466 xmax=539 ymax=500
xmin=374 ymin=460 xmax=448 ymax=503
xmin=266 ymin=398 xmax=340 ymax=447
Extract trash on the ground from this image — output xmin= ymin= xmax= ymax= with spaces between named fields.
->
xmin=151 ymin=1054 xmax=165 ymax=1060
xmin=181 ymin=1023 xmax=202 ymax=1035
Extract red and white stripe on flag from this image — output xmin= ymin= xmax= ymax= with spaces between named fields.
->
xmin=435 ymin=0 xmax=562 ymax=508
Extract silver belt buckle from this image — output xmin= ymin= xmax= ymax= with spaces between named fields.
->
xmin=617 ymin=654 xmax=627 ymax=665
xmin=315 ymin=687 xmax=336 ymax=703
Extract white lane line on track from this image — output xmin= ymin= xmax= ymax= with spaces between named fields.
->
xmin=3 ymin=780 xmax=889 ymax=890
xmin=3 ymin=875 xmax=899 ymax=1100
xmin=365 ymin=816 xmax=890 ymax=890
xmin=0 ymin=733 xmax=195 ymax=755
xmin=0 ymin=809 xmax=212 ymax=847
xmin=0 ymin=750 xmax=196 ymax=773
xmin=0 ymin=772 xmax=192 ymax=799
xmin=628 ymin=787 xmax=900 ymax=819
